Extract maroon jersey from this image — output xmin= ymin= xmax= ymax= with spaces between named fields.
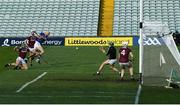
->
xmin=119 ymin=47 xmax=132 ymax=63
xmin=18 ymin=48 xmax=29 ymax=59
xmin=27 ymin=36 xmax=35 ymax=48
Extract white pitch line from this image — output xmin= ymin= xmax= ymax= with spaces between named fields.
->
xmin=135 ymin=84 xmax=142 ymax=104
xmin=16 ymin=72 xmax=47 ymax=93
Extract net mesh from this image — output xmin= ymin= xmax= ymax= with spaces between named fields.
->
xmin=142 ymin=21 xmax=180 ymax=86
xmin=172 ymin=70 xmax=180 ymax=82
xmin=143 ymin=21 xmax=170 ymax=36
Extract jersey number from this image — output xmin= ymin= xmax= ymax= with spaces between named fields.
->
xmin=121 ymin=50 xmax=126 ymax=56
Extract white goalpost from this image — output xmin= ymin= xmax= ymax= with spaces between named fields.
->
xmin=139 ymin=0 xmax=143 ymax=84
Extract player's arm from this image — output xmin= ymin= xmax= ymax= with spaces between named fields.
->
xmin=118 ymin=50 xmax=121 ymax=60
xmin=14 ymin=46 xmax=20 ymax=53
xmin=105 ymin=47 xmax=112 ymax=56
xmin=42 ymin=36 xmax=47 ymax=41
xmin=129 ymin=52 xmax=134 ymax=61
xmin=32 ymin=31 xmax=43 ymax=39
xmin=99 ymin=46 xmax=106 ymax=54
xmin=35 ymin=34 xmax=42 ymax=39
xmin=24 ymin=37 xmax=29 ymax=46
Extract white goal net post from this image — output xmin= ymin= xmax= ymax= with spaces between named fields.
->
xmin=142 ymin=21 xmax=180 ymax=86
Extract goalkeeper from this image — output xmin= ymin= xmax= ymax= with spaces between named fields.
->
xmin=94 ymin=42 xmax=120 ymax=75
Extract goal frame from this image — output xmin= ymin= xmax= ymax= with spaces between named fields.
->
xmin=139 ymin=0 xmax=172 ymax=84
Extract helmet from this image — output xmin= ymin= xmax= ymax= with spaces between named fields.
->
xmin=122 ymin=41 xmax=128 ymax=47
xmin=44 ymin=31 xmax=50 ymax=36
xmin=14 ymin=46 xmax=20 ymax=51
xmin=108 ymin=42 xmax=114 ymax=46
xmin=20 ymin=43 xmax=27 ymax=48
xmin=31 ymin=31 xmax=37 ymax=36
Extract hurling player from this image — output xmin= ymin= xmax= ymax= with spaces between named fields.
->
xmin=118 ymin=42 xmax=134 ymax=80
xmin=25 ymin=32 xmax=36 ymax=66
xmin=5 ymin=44 xmax=29 ymax=70
xmin=33 ymin=31 xmax=50 ymax=63
xmin=95 ymin=42 xmax=120 ymax=75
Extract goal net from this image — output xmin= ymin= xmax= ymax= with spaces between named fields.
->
xmin=142 ymin=21 xmax=180 ymax=87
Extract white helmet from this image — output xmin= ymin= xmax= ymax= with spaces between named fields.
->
xmin=122 ymin=41 xmax=128 ymax=47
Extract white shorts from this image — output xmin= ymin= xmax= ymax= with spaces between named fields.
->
xmin=16 ymin=57 xmax=26 ymax=64
xmin=107 ymin=59 xmax=117 ymax=65
xmin=119 ymin=62 xmax=130 ymax=66
xmin=34 ymin=41 xmax=41 ymax=49
xmin=119 ymin=61 xmax=132 ymax=68
xmin=28 ymin=47 xmax=35 ymax=52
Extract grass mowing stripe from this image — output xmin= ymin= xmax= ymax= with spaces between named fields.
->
xmin=16 ymin=91 xmax=136 ymax=95
xmin=16 ymin=72 xmax=47 ymax=93
xmin=135 ymin=84 xmax=142 ymax=104
xmin=0 ymin=94 xmax=135 ymax=98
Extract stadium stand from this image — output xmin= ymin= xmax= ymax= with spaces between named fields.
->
xmin=0 ymin=0 xmax=100 ymax=37
xmin=113 ymin=0 xmax=180 ymax=36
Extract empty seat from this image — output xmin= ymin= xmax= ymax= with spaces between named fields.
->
xmin=113 ymin=0 xmax=180 ymax=36
xmin=0 ymin=0 xmax=100 ymax=37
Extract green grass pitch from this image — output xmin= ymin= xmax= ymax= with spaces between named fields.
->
xmin=0 ymin=46 xmax=180 ymax=104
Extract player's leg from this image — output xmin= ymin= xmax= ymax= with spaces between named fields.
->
xmin=19 ymin=58 xmax=28 ymax=70
xmin=34 ymin=41 xmax=44 ymax=55
xmin=21 ymin=63 xmax=28 ymax=70
xmin=119 ymin=63 xmax=126 ymax=80
xmin=34 ymin=49 xmax=43 ymax=64
xmin=34 ymin=42 xmax=44 ymax=64
xmin=120 ymin=68 xmax=125 ymax=80
xmin=4 ymin=56 xmax=25 ymax=70
xmin=129 ymin=67 xmax=134 ymax=80
xmin=108 ymin=59 xmax=121 ymax=74
xmin=13 ymin=57 xmax=21 ymax=69
xmin=28 ymin=48 xmax=42 ymax=65
xmin=96 ymin=59 xmax=109 ymax=75
xmin=9 ymin=57 xmax=21 ymax=69
xmin=28 ymin=56 xmax=34 ymax=66
xmin=28 ymin=50 xmax=36 ymax=66
xmin=4 ymin=62 xmax=17 ymax=69
xmin=109 ymin=65 xmax=119 ymax=72
xmin=36 ymin=45 xmax=44 ymax=55
xmin=128 ymin=62 xmax=134 ymax=80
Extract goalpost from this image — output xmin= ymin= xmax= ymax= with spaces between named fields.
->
xmin=139 ymin=0 xmax=180 ymax=87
